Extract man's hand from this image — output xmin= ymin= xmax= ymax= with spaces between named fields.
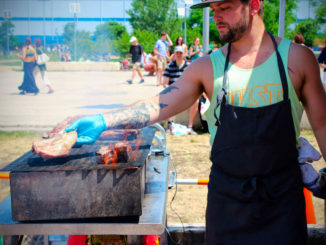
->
xmin=65 ymin=114 xmax=107 ymax=146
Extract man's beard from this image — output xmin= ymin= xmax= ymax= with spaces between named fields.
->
xmin=218 ymin=7 xmax=249 ymax=43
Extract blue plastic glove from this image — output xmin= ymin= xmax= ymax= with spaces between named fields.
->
xmin=65 ymin=114 xmax=107 ymax=146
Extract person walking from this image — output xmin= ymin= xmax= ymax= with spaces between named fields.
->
xmin=33 ymin=38 xmax=54 ymax=94
xmin=154 ymin=32 xmax=173 ymax=86
xmin=16 ymin=37 xmax=39 ymax=95
xmin=125 ymin=36 xmax=146 ymax=84
xmin=65 ymin=0 xmax=326 ymax=244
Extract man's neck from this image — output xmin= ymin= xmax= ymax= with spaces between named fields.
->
xmin=221 ymin=17 xmax=276 ymax=68
xmin=231 ymin=18 xmax=266 ymax=55
xmin=176 ymin=59 xmax=185 ymax=67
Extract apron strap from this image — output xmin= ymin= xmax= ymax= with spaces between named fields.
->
xmin=267 ymin=32 xmax=289 ymax=100
xmin=213 ymin=43 xmax=232 ymax=126
xmin=213 ymin=32 xmax=290 ymax=126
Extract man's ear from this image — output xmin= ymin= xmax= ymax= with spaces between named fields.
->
xmin=250 ymin=0 xmax=260 ymax=16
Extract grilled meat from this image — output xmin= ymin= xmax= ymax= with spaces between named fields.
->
xmin=42 ymin=115 xmax=84 ymax=139
xmin=33 ymin=131 xmax=77 ymax=160
xmin=97 ymin=142 xmax=132 ymax=165
xmin=98 ymin=129 xmax=139 ymax=141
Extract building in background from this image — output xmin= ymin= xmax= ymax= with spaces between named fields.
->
xmin=0 ymin=0 xmax=133 ymax=46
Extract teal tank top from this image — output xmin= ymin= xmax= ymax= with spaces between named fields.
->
xmin=205 ymin=38 xmax=303 ymax=146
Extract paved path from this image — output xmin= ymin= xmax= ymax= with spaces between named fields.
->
xmin=0 ymin=66 xmax=162 ymax=131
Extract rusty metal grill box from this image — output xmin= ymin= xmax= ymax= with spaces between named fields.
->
xmin=2 ymin=127 xmax=156 ymax=221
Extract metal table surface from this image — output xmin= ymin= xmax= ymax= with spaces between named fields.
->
xmin=0 ymin=154 xmax=169 ymax=236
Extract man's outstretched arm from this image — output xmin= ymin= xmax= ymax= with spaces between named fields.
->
xmin=66 ymin=57 xmax=211 ymax=145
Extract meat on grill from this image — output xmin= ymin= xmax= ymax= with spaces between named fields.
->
xmin=42 ymin=115 xmax=85 ymax=139
xmin=97 ymin=142 xmax=132 ymax=165
xmin=98 ymin=129 xmax=139 ymax=141
xmin=43 ymin=116 xmax=139 ymax=142
xmin=32 ymin=131 xmax=78 ymax=160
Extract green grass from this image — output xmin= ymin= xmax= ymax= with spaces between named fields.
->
xmin=0 ymin=55 xmax=19 ymax=60
xmin=0 ymin=131 xmax=40 ymax=140
xmin=0 ymin=61 xmax=22 ymax=66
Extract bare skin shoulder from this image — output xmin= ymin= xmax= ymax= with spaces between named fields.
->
xmin=288 ymin=42 xmax=326 ymax=157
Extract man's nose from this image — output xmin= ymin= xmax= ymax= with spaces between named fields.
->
xmin=213 ymin=12 xmax=222 ymax=23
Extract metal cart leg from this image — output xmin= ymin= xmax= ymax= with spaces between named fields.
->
xmin=44 ymin=235 xmax=49 ymax=245
xmin=3 ymin=236 xmax=20 ymax=245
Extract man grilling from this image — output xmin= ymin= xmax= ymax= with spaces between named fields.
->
xmin=66 ymin=0 xmax=326 ymax=243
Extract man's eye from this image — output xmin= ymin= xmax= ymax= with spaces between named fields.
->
xmin=221 ymin=7 xmax=229 ymax=11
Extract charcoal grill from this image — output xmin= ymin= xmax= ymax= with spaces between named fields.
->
xmin=0 ymin=125 xmax=169 ymax=223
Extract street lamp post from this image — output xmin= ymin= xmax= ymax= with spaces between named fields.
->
xmin=3 ymin=10 xmax=11 ymax=56
xmin=183 ymin=0 xmax=193 ymax=45
xmin=278 ymin=0 xmax=286 ymax=38
xmin=184 ymin=3 xmax=187 ymax=45
xmin=203 ymin=7 xmax=209 ymax=54
xmin=74 ymin=13 xmax=77 ymax=61
xmin=69 ymin=2 xmax=80 ymax=61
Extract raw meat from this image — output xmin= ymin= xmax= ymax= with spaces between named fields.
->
xmin=33 ymin=131 xmax=78 ymax=160
xmin=97 ymin=142 xmax=132 ymax=165
xmin=42 ymin=115 xmax=84 ymax=139
xmin=98 ymin=129 xmax=139 ymax=141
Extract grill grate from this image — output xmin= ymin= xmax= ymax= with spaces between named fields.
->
xmin=2 ymin=127 xmax=156 ymax=172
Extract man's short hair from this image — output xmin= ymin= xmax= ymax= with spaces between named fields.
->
xmin=161 ymin=32 xmax=167 ymax=37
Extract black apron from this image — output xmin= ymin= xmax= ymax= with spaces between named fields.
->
xmin=206 ymin=33 xmax=308 ymax=245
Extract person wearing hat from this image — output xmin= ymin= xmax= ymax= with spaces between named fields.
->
xmin=162 ymin=45 xmax=196 ymax=134
xmin=66 ymin=0 xmax=326 ymax=243
xmin=124 ymin=36 xmax=146 ymax=84
xmin=163 ymin=45 xmax=201 ymax=135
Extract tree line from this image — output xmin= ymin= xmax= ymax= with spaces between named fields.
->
xmin=1 ymin=0 xmax=325 ymax=58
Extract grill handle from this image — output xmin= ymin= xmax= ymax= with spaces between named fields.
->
xmin=149 ymin=123 xmax=168 ymax=155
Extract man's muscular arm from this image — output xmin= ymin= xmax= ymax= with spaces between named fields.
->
xmin=293 ymin=44 xmax=326 ymax=160
xmin=65 ymin=57 xmax=212 ymax=145
xmin=103 ymin=58 xmax=210 ymax=130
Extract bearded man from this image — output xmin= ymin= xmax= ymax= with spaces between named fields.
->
xmin=65 ymin=0 xmax=326 ymax=244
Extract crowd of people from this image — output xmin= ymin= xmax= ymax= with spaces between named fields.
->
xmin=124 ymin=33 xmax=216 ymax=134
xmin=15 ymin=37 xmax=54 ymax=95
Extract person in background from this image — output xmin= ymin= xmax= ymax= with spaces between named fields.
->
xmin=188 ymin=37 xmax=204 ymax=133
xmin=318 ymin=39 xmax=326 ymax=90
xmin=170 ymin=36 xmax=188 ymax=61
xmin=144 ymin=51 xmax=157 ymax=76
xmin=162 ymin=46 xmax=195 ymax=134
xmin=154 ymin=32 xmax=173 ymax=86
xmin=189 ymin=37 xmax=202 ymax=62
xmin=16 ymin=37 xmax=39 ymax=95
xmin=294 ymin=33 xmax=305 ymax=46
xmin=125 ymin=36 xmax=146 ymax=84
xmin=33 ymin=38 xmax=54 ymax=94
xmin=64 ymin=0 xmax=326 ymax=243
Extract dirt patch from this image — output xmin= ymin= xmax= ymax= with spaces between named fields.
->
xmin=0 ymin=130 xmax=324 ymax=225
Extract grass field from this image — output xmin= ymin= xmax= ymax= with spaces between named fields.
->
xmin=0 ymin=130 xmax=325 ymax=225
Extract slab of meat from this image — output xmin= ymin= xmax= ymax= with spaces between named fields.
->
xmin=43 ymin=115 xmax=84 ymax=139
xmin=44 ymin=116 xmax=139 ymax=141
xmin=33 ymin=131 xmax=78 ymax=160
xmin=98 ymin=129 xmax=139 ymax=141
xmin=97 ymin=142 xmax=132 ymax=166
